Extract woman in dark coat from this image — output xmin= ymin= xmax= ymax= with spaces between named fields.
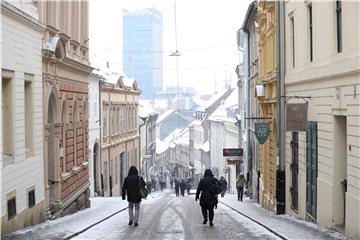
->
xmin=122 ymin=166 xmax=146 ymax=227
xmin=180 ymin=179 xmax=187 ymax=196
xmin=195 ymin=169 xmax=220 ymax=226
xmin=175 ymin=178 xmax=180 ymax=197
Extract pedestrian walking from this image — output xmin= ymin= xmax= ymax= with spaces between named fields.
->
xmin=219 ymin=176 xmax=227 ymax=197
xmin=195 ymin=169 xmax=221 ymax=226
xmin=146 ymin=181 xmax=152 ymax=194
xmin=170 ymin=178 xmax=174 ymax=189
xmin=122 ymin=166 xmax=146 ymax=227
xmin=180 ymin=179 xmax=186 ymax=196
xmin=236 ymin=174 xmax=246 ymax=201
xmin=175 ymin=178 xmax=180 ymax=197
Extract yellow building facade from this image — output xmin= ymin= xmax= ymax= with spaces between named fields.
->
xmin=257 ymin=1 xmax=278 ymax=212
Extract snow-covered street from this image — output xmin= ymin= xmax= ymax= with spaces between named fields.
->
xmin=3 ymin=191 xmax=353 ymax=240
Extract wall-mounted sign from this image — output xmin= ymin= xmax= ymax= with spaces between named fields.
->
xmin=223 ymin=148 xmax=243 ymax=157
xmin=286 ymin=103 xmax=308 ymax=131
xmin=255 ymin=122 xmax=270 ymax=144
xmin=227 ymin=158 xmax=243 ymax=165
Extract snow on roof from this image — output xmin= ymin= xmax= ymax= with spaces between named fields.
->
xmin=174 ymin=128 xmax=189 ymax=146
xmin=224 ymin=89 xmax=238 ymax=109
xmin=203 ymin=88 xmax=228 ymax=110
xmin=105 ymin=72 xmax=122 ymax=84
xmin=123 ymin=77 xmax=135 ymax=88
xmin=163 ymin=128 xmax=182 ymax=143
xmin=208 ymin=89 xmax=237 ymax=123
xmin=199 ymin=140 xmax=209 ymax=152
xmin=156 ymin=109 xmax=174 ymax=123
xmin=156 ymin=138 xmax=169 ymax=155
xmin=139 ymin=104 xmax=156 ymax=118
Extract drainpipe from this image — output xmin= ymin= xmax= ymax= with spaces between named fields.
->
xmin=99 ymin=79 xmax=104 ymax=196
xmin=276 ymin=0 xmax=286 ymax=171
xmin=139 ymin=116 xmax=146 ymax=179
xmin=276 ymin=0 xmax=286 ymax=215
xmin=108 ymin=84 xmax=114 ymax=196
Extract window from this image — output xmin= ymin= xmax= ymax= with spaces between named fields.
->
xmin=103 ymin=105 xmax=107 ymax=136
xmin=290 ymin=16 xmax=295 ymax=68
xmin=28 ymin=189 xmax=35 ymax=208
xmin=111 ymin=108 xmax=114 ymax=134
xmin=308 ymin=4 xmax=313 ymax=62
xmin=2 ymin=75 xmax=13 ymax=160
xmin=115 ymin=156 xmax=119 ymax=184
xmin=25 ymin=79 xmax=33 ymax=156
xmin=336 ymin=0 xmax=342 ymax=53
xmin=117 ymin=107 xmax=119 ymax=133
xmin=7 ymin=197 xmax=16 ymax=220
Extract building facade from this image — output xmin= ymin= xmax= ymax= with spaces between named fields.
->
xmin=101 ymin=74 xmax=141 ymax=197
xmin=284 ymin=1 xmax=360 ymax=238
xmin=257 ymin=0 xmax=278 ymax=213
xmin=139 ymin=105 xmax=158 ymax=182
xmin=38 ymin=0 xmax=92 ymax=218
xmin=208 ymin=90 xmax=239 ymax=194
xmin=241 ymin=1 xmax=261 ymax=202
xmin=123 ymin=8 xmax=163 ymax=99
xmin=1 ymin=1 xmax=46 ymax=234
xmin=89 ymin=73 xmax=101 ymax=197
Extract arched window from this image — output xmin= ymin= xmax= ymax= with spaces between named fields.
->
xmin=61 ymin=98 xmax=67 ymax=172
xmin=73 ymin=101 xmax=78 ymax=167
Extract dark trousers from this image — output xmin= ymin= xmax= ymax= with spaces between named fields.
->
xmin=237 ymin=187 xmax=244 ymax=201
xmin=201 ymin=204 xmax=214 ymax=222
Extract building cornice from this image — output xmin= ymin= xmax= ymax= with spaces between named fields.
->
xmin=1 ymin=1 xmax=46 ymax=32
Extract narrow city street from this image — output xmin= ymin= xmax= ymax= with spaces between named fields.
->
xmin=3 ymin=190 xmax=352 ymax=240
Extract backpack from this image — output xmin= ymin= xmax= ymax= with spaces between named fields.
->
xmin=209 ymin=180 xmax=222 ymax=195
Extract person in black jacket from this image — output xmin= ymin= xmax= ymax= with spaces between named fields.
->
xmin=122 ymin=166 xmax=146 ymax=227
xmin=195 ymin=169 xmax=220 ymax=226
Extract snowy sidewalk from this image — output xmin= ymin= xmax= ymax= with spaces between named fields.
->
xmin=219 ymin=194 xmax=353 ymax=240
xmin=3 ymin=191 xmax=166 ymax=240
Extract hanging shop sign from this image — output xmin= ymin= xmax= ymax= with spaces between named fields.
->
xmin=255 ymin=122 xmax=270 ymax=144
xmin=223 ymin=148 xmax=243 ymax=157
xmin=286 ymin=103 xmax=308 ymax=131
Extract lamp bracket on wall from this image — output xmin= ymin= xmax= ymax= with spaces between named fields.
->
xmin=245 ymin=117 xmax=272 ymax=123
xmin=281 ymin=95 xmax=311 ymax=103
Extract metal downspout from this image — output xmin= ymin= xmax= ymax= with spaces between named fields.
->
xmin=99 ymin=79 xmax=104 ymax=196
xmin=276 ymin=0 xmax=286 ymax=171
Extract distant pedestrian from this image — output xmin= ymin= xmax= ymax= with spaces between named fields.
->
xmin=180 ymin=179 xmax=186 ymax=196
xmin=219 ymin=176 xmax=227 ymax=197
xmin=186 ymin=178 xmax=192 ymax=195
xmin=147 ymin=181 xmax=152 ymax=194
xmin=195 ymin=169 xmax=221 ymax=226
xmin=122 ymin=166 xmax=146 ymax=227
xmin=175 ymin=178 xmax=180 ymax=197
xmin=170 ymin=178 xmax=174 ymax=189
xmin=236 ymin=174 xmax=246 ymax=201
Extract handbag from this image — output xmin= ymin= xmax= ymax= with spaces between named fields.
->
xmin=139 ymin=176 xmax=148 ymax=199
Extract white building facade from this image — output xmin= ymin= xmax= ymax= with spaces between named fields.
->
xmin=139 ymin=105 xmax=157 ymax=182
xmin=1 ymin=1 xmax=46 ymax=234
xmin=89 ymin=73 xmax=101 ymax=197
xmin=209 ymin=118 xmax=238 ymax=194
xmin=284 ymin=1 xmax=360 ymax=238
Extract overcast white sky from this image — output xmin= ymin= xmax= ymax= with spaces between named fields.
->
xmin=89 ymin=0 xmax=250 ymax=95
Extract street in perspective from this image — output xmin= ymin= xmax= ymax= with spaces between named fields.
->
xmin=0 ymin=0 xmax=359 ymax=240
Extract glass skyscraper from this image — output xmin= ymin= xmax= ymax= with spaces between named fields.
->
xmin=123 ymin=8 xmax=163 ymax=99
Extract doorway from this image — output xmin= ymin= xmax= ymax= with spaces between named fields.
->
xmin=291 ymin=132 xmax=299 ymax=211
xmin=306 ymin=121 xmax=317 ymax=220
xmin=333 ymin=116 xmax=347 ymax=228
xmin=47 ymin=93 xmax=57 ymax=207
xmin=93 ymin=143 xmax=99 ymax=195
